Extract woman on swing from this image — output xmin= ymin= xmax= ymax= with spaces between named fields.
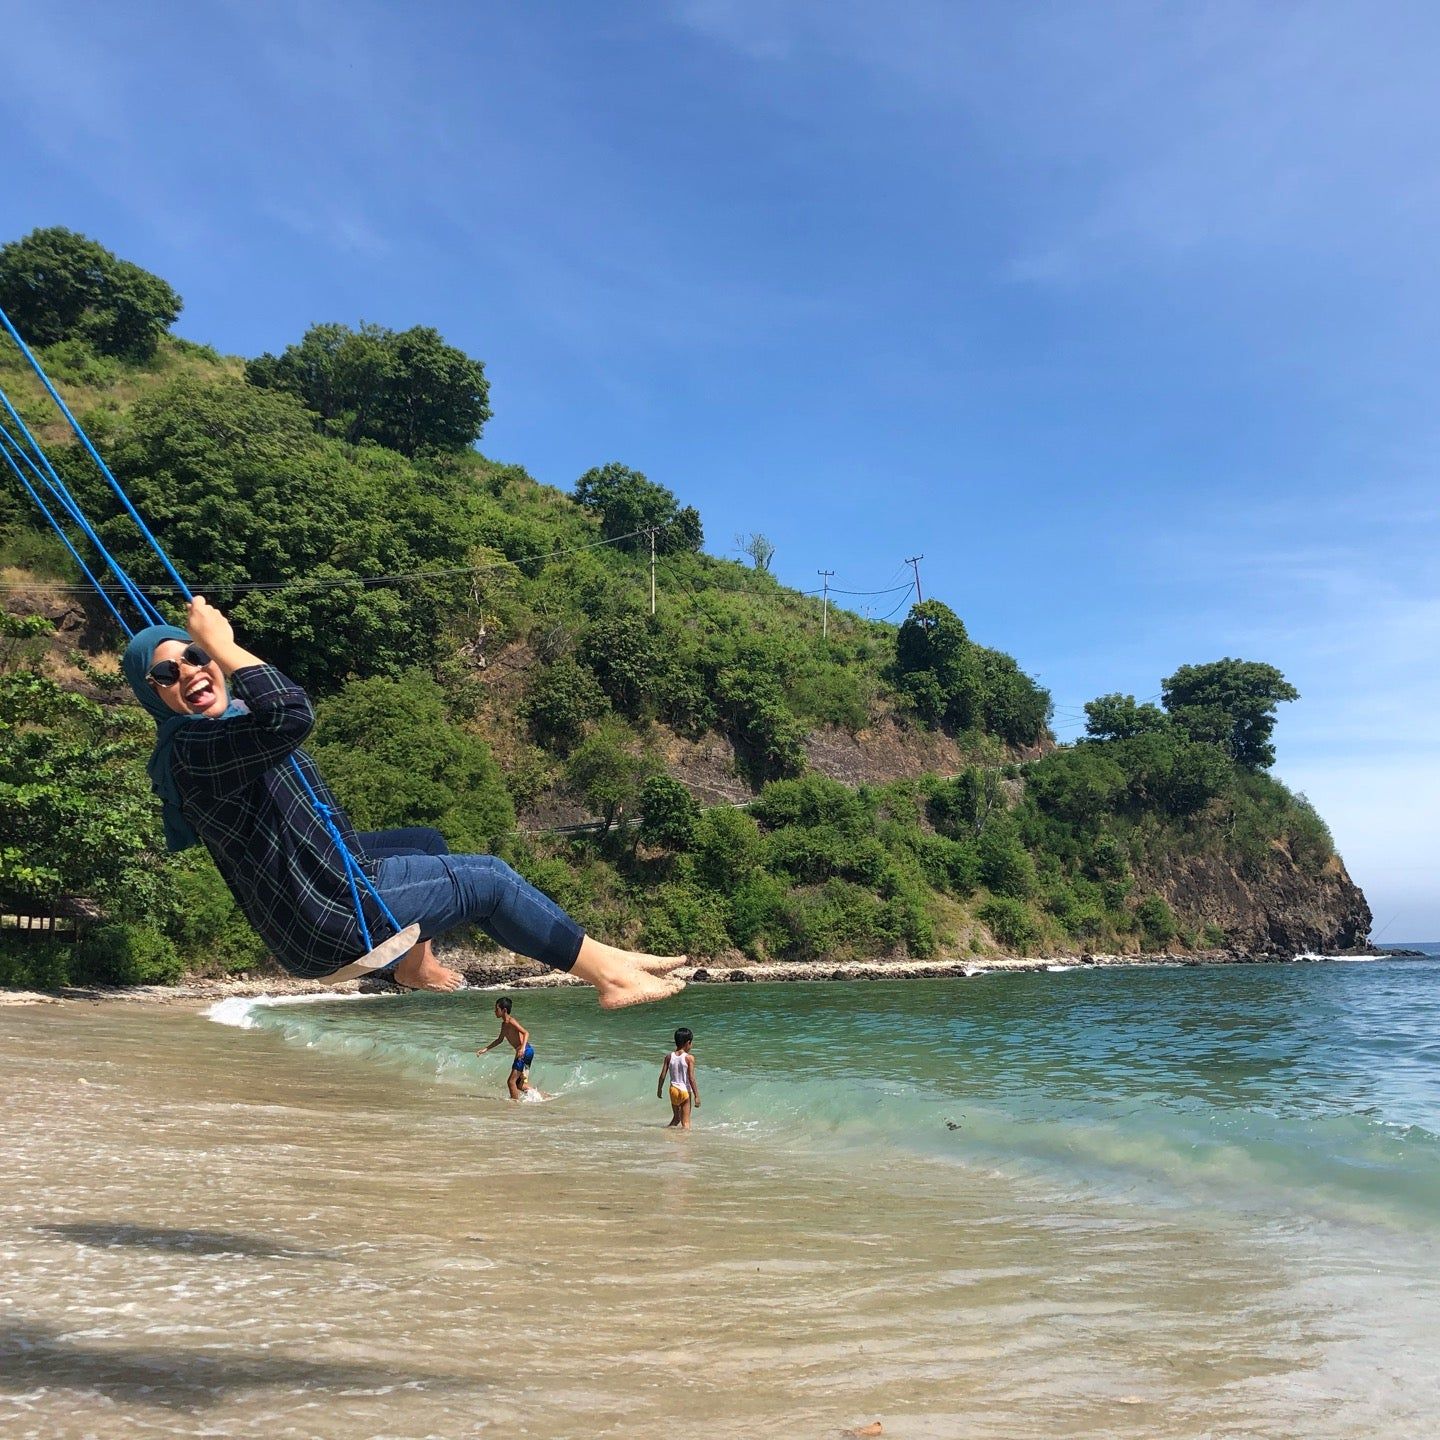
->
xmin=122 ymin=596 xmax=685 ymax=1006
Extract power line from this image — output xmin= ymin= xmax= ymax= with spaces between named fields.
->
xmin=874 ymin=583 xmax=916 ymax=623
xmin=829 ymin=582 xmax=913 ymax=597
xmin=0 ymin=519 xmax=674 ymax=596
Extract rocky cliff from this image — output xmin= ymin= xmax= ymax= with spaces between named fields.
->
xmin=1140 ymin=846 xmax=1372 ymax=954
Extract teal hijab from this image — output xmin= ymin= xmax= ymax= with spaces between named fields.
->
xmin=123 ymin=625 xmax=244 ymax=852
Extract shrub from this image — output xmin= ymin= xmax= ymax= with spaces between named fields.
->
xmin=1287 ymin=792 xmax=1335 ymax=875
xmin=751 ymin=774 xmax=867 ymax=832
xmin=916 ymin=835 xmax=981 ymax=896
xmin=637 ymin=776 xmax=699 ymax=853
xmin=726 ymin=870 xmax=788 ymax=953
xmin=977 ymin=896 xmax=1041 ymax=955
xmin=763 ymin=824 xmax=893 ymax=888
xmin=775 ymin=879 xmax=888 ymax=960
xmin=522 ymin=657 xmax=609 ymax=755
xmin=1066 ymin=903 xmax=1107 ymax=943
xmin=640 ymin=883 xmax=730 ymax=956
xmin=714 ymin=667 xmax=807 ymax=782
xmin=0 ymin=938 xmax=74 ymax=989
xmin=1084 ymin=834 xmax=1129 ymax=882
xmin=564 ymin=723 xmax=654 ymax=829
xmin=161 ymin=856 xmax=268 ymax=974
xmin=74 ymin=924 xmax=182 ymax=986
xmin=788 ymin=666 xmax=871 ymax=731
xmin=693 ymin=806 xmax=764 ymax=890
xmin=580 ymin=613 xmax=666 ymax=718
xmin=978 ymin=825 xmax=1036 ymax=899
xmin=512 ymin=851 xmax=589 ymax=924
xmin=927 ymin=767 xmax=1003 ymax=839
xmin=312 ymin=672 xmax=515 ymax=850
xmin=1136 ymin=895 xmax=1178 ymax=950
xmin=880 ymin=877 xmax=938 ymax=957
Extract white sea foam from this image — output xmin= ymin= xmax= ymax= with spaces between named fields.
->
xmin=205 ymin=996 xmax=262 ymax=1029
xmin=204 ymin=989 xmax=390 ymax=1029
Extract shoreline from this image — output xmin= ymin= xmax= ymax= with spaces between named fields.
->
xmin=0 ymin=945 xmax=1414 ymax=1008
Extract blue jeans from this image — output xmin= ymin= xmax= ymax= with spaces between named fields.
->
xmin=372 ymin=850 xmax=585 ymax=972
xmin=359 ymin=827 xmax=450 ymax=864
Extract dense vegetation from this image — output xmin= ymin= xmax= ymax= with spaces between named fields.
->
xmin=0 ymin=229 xmax=1340 ymax=986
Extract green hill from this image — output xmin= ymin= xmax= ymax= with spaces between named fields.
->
xmin=0 ymin=229 xmax=1370 ymax=986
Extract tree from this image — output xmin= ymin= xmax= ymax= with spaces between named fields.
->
xmin=0 ymin=227 xmax=182 ymax=360
xmin=975 ymin=647 xmax=1051 ymax=747
xmin=637 ymin=775 xmax=699 ymax=852
xmin=0 ymin=669 xmax=170 ymax=923
xmin=891 ymin=600 xmax=982 ymax=729
xmin=246 ymin=321 xmax=491 ymax=455
xmin=714 ymin=666 xmax=808 ymax=782
xmin=87 ymin=377 xmax=472 ymax=689
xmin=1161 ymin=741 xmax=1232 ymax=815
xmin=1161 ymin=659 xmax=1298 ymax=771
xmin=1083 ymin=693 xmax=1169 ymax=742
xmin=692 ymin=805 xmax=763 ymax=890
xmin=310 ymin=672 xmax=514 ymax=850
xmin=579 ymin=613 xmax=665 ymax=718
xmin=564 ymin=723 xmax=654 ymax=830
xmin=927 ymin=767 xmax=1002 ymax=838
xmin=1024 ymin=747 xmax=1126 ymax=831
xmin=572 ymin=463 xmax=703 ymax=554
xmin=736 ymin=532 xmax=775 ymax=571
xmin=522 ymin=656 xmax=608 ymax=754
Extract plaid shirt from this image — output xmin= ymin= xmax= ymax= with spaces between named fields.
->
xmin=171 ymin=665 xmax=381 ymax=978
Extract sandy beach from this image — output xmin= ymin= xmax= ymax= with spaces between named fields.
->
xmin=5 ymin=959 xmax=1439 ymax=1438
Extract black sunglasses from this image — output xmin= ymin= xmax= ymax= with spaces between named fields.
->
xmin=146 ymin=644 xmax=212 ymax=687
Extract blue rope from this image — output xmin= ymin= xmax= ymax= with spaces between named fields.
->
xmin=0 ymin=310 xmax=404 ymax=953
xmin=0 ymin=412 xmax=159 ymax=628
xmin=282 ymin=753 xmax=405 ymax=946
xmin=0 ymin=390 xmax=163 ymax=626
xmin=0 ymin=307 xmax=192 ymax=602
xmin=0 ymin=428 xmax=133 ymax=634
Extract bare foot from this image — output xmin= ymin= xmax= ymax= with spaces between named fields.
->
xmin=636 ymin=951 xmax=689 ymax=975
xmin=570 ymin=938 xmax=685 ymax=1008
xmin=596 ymin=970 xmax=685 ymax=1011
xmin=392 ymin=940 xmax=464 ymax=993
xmin=577 ymin=937 xmax=687 ymax=976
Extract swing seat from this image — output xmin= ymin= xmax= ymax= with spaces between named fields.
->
xmin=321 ymin=923 xmax=422 ymax=983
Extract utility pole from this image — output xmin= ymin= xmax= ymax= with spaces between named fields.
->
xmin=650 ymin=527 xmax=657 ymax=616
xmin=905 ymin=554 xmax=924 ymax=606
xmin=817 ymin=569 xmax=834 ymax=641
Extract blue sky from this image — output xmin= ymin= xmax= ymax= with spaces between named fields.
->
xmin=4 ymin=1 xmax=1438 ymax=937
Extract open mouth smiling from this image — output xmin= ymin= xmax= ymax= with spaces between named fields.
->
xmin=184 ymin=676 xmax=216 ymax=708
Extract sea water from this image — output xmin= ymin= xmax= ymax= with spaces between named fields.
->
xmin=3 ymin=954 xmax=1439 ymax=1438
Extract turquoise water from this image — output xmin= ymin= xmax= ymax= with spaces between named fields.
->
xmin=7 ymin=956 xmax=1440 ymax=1436
xmin=223 ymin=953 xmax=1440 ymax=1237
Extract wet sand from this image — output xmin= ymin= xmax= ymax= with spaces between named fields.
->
xmin=3 ymin=992 xmax=1436 ymax=1438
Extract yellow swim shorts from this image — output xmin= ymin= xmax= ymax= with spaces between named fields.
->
xmin=668 ymin=1084 xmax=690 ymax=1106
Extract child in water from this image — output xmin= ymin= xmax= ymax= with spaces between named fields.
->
xmin=478 ymin=997 xmax=535 ymax=1099
xmin=658 ymin=1027 xmax=700 ymax=1128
